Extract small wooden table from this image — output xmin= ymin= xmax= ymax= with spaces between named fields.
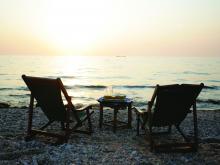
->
xmin=97 ymin=97 xmax=133 ymax=133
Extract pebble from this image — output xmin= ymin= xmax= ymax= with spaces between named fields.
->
xmin=0 ymin=108 xmax=219 ymax=164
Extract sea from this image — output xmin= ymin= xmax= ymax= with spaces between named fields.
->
xmin=0 ymin=55 xmax=219 ymax=110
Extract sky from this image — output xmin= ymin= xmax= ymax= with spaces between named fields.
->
xmin=0 ymin=0 xmax=220 ymax=56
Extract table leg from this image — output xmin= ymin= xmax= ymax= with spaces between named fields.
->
xmin=99 ymin=104 xmax=103 ymax=128
xmin=113 ymin=108 xmax=118 ymax=133
xmin=128 ymin=103 xmax=132 ymax=128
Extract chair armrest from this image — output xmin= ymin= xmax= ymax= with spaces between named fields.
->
xmin=132 ymin=107 xmax=148 ymax=115
xmin=187 ymin=109 xmax=192 ymax=113
xmin=76 ymin=105 xmax=92 ymax=111
xmin=148 ymin=101 xmax=153 ymax=108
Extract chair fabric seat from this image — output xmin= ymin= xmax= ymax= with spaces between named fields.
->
xmin=22 ymin=74 xmax=94 ymax=143
xmin=76 ymin=110 xmax=87 ymax=120
xmin=134 ymin=83 xmax=204 ymax=152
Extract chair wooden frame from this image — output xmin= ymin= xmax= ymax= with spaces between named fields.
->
xmin=133 ymin=83 xmax=204 ymax=152
xmin=22 ymin=75 xmax=94 ymax=143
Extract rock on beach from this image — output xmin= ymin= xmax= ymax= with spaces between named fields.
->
xmin=0 ymin=102 xmax=10 ymax=108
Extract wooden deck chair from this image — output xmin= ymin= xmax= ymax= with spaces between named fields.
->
xmin=133 ymin=83 xmax=204 ymax=152
xmin=22 ymin=75 xmax=94 ymax=143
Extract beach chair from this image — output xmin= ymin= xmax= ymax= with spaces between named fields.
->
xmin=133 ymin=83 xmax=204 ymax=152
xmin=22 ymin=75 xmax=94 ymax=143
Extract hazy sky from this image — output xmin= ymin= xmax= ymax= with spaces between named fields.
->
xmin=0 ymin=0 xmax=220 ymax=56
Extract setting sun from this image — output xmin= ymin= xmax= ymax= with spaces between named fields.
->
xmin=42 ymin=1 xmax=112 ymax=54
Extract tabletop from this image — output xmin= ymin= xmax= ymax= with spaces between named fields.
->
xmin=97 ymin=97 xmax=132 ymax=108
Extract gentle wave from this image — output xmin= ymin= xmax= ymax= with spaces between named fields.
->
xmin=59 ymin=76 xmax=76 ymax=79
xmin=133 ymin=101 xmax=147 ymax=107
xmin=207 ymin=80 xmax=220 ymax=83
xmin=9 ymin=94 xmax=30 ymax=98
xmin=65 ymin=84 xmax=220 ymax=90
xmin=7 ymin=93 xmax=220 ymax=105
xmin=56 ymin=75 xmax=130 ymax=79
xmin=70 ymin=96 xmax=94 ymax=100
xmin=2 ymin=95 xmax=220 ymax=109
xmin=92 ymin=76 xmax=131 ymax=79
xmin=64 ymin=84 xmax=156 ymax=90
xmin=1 ymin=85 xmax=220 ymax=91
xmin=116 ymin=85 xmax=154 ymax=89
xmin=48 ymin=75 xmax=76 ymax=79
xmin=197 ymin=99 xmax=220 ymax=105
xmin=204 ymin=86 xmax=220 ymax=90
xmin=133 ymin=99 xmax=220 ymax=107
xmin=0 ymin=87 xmax=28 ymax=91
xmin=182 ymin=71 xmax=209 ymax=75
xmin=65 ymin=85 xmax=106 ymax=89
xmin=0 ymin=88 xmax=13 ymax=91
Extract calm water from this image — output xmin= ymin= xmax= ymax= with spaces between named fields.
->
xmin=0 ymin=55 xmax=220 ymax=110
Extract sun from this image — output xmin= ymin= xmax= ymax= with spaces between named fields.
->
xmin=42 ymin=1 xmax=111 ymax=54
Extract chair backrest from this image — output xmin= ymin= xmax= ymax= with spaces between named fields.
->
xmin=22 ymin=75 xmax=68 ymax=122
xmin=151 ymin=83 xmax=204 ymax=126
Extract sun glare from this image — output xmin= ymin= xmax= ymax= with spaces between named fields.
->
xmin=42 ymin=1 xmax=112 ymax=54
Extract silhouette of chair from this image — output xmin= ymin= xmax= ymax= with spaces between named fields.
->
xmin=133 ymin=83 xmax=204 ymax=152
xmin=22 ymin=75 xmax=94 ymax=143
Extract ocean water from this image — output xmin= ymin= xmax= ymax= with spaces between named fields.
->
xmin=0 ymin=55 xmax=219 ymax=110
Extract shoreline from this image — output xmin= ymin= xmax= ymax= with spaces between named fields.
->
xmin=1 ymin=102 xmax=220 ymax=111
xmin=0 ymin=107 xmax=220 ymax=164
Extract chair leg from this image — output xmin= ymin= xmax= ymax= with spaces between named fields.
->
xmin=175 ymin=125 xmax=189 ymax=142
xmin=64 ymin=125 xmax=69 ymax=143
xmin=113 ymin=108 xmax=118 ymax=133
xmin=136 ymin=114 xmax=140 ymax=136
xmin=61 ymin=122 xmax=65 ymax=130
xmin=26 ymin=95 xmax=34 ymax=141
xmin=168 ymin=125 xmax=172 ymax=133
xmin=40 ymin=120 xmax=54 ymax=130
xmin=70 ymin=111 xmax=94 ymax=134
xmin=193 ymin=103 xmax=198 ymax=150
xmin=141 ymin=113 xmax=148 ymax=130
xmin=86 ymin=109 xmax=93 ymax=133
xmin=99 ymin=105 xmax=103 ymax=128
xmin=141 ymin=124 xmax=145 ymax=130
xmin=149 ymin=126 xmax=154 ymax=151
xmin=64 ymin=109 xmax=71 ymax=143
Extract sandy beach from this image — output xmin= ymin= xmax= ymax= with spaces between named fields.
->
xmin=0 ymin=107 xmax=219 ymax=165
